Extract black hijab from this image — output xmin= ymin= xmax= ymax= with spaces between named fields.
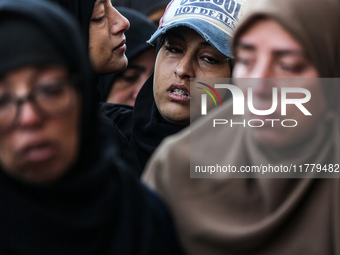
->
xmin=0 ymin=1 xmax=182 ymax=254
xmin=113 ymin=0 xmax=169 ymax=16
xmin=48 ymin=0 xmax=144 ymax=175
xmin=130 ymin=74 xmax=184 ymax=171
xmin=47 ymin=0 xmax=95 ymax=47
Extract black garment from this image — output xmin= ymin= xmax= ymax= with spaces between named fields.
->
xmin=101 ymin=74 xmax=185 ymax=173
xmin=100 ymin=103 xmax=134 ymax=139
xmin=48 ymin=0 xmax=144 ymax=175
xmin=113 ymin=0 xmax=169 ymax=16
xmin=48 ymin=0 xmax=95 ymax=47
xmin=0 ymin=1 xmax=182 ymax=254
xmin=98 ymin=7 xmax=157 ymax=101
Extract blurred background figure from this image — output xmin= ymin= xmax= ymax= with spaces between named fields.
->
xmin=99 ymin=7 xmax=157 ymax=106
xmin=113 ymin=0 xmax=170 ymax=26
xmin=0 ymin=0 xmax=183 ymax=254
xmin=143 ymin=0 xmax=340 ymax=254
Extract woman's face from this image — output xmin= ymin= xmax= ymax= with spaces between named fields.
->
xmin=233 ymin=19 xmax=326 ymax=148
xmin=154 ymin=27 xmax=231 ymax=126
xmin=107 ymin=48 xmax=156 ymax=106
xmin=0 ymin=66 xmax=81 ymax=184
xmin=89 ymin=0 xmax=130 ymax=75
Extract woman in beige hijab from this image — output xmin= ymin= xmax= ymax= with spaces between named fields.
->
xmin=142 ymin=0 xmax=340 ymax=254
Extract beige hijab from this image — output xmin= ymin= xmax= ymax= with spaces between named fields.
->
xmin=143 ymin=0 xmax=340 ymax=254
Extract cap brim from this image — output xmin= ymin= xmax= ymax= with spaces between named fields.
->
xmin=147 ymin=19 xmax=233 ymax=58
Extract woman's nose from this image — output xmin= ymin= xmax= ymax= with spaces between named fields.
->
xmin=109 ymin=7 xmax=130 ymax=35
xmin=17 ymin=101 xmax=43 ymax=128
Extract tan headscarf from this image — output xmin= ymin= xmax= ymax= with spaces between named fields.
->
xmin=143 ymin=0 xmax=340 ymax=254
xmin=233 ymin=0 xmax=340 ymax=78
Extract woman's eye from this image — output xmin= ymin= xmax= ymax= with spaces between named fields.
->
xmin=165 ymin=46 xmax=182 ymax=54
xmin=92 ymin=15 xmax=105 ymax=23
xmin=122 ymin=74 xmax=140 ymax=83
xmin=0 ymin=94 xmax=12 ymax=108
xmin=235 ymin=57 xmax=253 ymax=67
xmin=279 ymin=62 xmax=307 ymax=73
xmin=202 ymin=56 xmax=220 ymax=65
xmin=38 ymin=83 xmax=65 ymax=98
xmin=164 ymin=41 xmax=183 ymax=54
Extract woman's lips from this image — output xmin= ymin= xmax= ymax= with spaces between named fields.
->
xmin=19 ymin=141 xmax=57 ymax=164
xmin=167 ymin=84 xmax=191 ymax=102
xmin=113 ymin=40 xmax=126 ymax=52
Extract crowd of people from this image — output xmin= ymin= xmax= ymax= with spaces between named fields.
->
xmin=0 ymin=0 xmax=339 ymax=254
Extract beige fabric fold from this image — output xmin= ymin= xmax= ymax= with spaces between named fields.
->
xmin=143 ymin=0 xmax=340 ymax=254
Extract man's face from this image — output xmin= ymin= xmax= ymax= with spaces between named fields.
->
xmin=89 ymin=0 xmax=130 ymax=75
xmin=153 ymin=27 xmax=231 ymax=126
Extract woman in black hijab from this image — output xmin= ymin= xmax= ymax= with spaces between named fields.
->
xmin=0 ymin=0 xmax=182 ymax=254
xmin=100 ymin=0 xmax=248 ymax=173
xmin=98 ymin=7 xmax=157 ymax=105
xmin=49 ymin=0 xmax=143 ymax=175
xmin=98 ymin=7 xmax=157 ymax=140
xmin=50 ymin=0 xmax=129 ymax=75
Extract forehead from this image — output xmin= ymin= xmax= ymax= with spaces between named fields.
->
xmin=0 ymin=66 xmax=68 ymax=84
xmin=165 ymin=27 xmax=210 ymax=45
xmin=236 ymin=18 xmax=303 ymax=51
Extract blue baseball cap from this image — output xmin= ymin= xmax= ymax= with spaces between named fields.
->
xmin=148 ymin=0 xmax=249 ymax=58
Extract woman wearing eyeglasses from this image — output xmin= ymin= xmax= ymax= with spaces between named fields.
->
xmin=0 ymin=0 xmax=183 ymax=254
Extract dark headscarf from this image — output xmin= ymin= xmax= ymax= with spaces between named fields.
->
xmin=131 ymin=74 xmax=184 ymax=170
xmin=48 ymin=0 xmax=145 ymax=174
xmin=0 ymin=1 xmax=182 ymax=254
xmin=98 ymin=7 xmax=157 ymax=101
xmin=113 ymin=0 xmax=169 ymax=16
xmin=47 ymin=0 xmax=95 ymax=47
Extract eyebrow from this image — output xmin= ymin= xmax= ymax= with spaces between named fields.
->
xmin=235 ymin=42 xmax=255 ymax=51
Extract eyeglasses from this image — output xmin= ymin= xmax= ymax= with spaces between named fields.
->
xmin=0 ymin=78 xmax=79 ymax=133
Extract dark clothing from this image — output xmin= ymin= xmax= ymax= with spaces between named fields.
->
xmin=100 ymin=74 xmax=184 ymax=173
xmin=0 ymin=1 xmax=183 ymax=254
xmin=99 ymin=103 xmax=134 ymax=139
xmin=113 ymin=0 xmax=169 ymax=16
xmin=49 ymin=0 xmax=144 ymax=175
xmin=48 ymin=0 xmax=95 ymax=47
